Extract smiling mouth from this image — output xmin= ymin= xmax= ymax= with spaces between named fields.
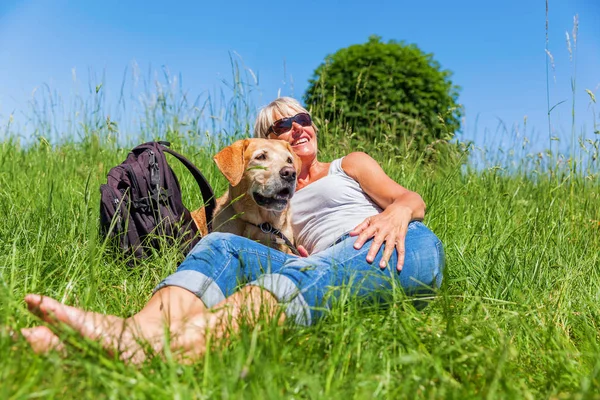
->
xmin=252 ymin=188 xmax=293 ymax=211
xmin=292 ymin=137 xmax=309 ymax=146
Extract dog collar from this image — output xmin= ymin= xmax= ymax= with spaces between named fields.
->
xmin=248 ymin=221 xmax=300 ymax=256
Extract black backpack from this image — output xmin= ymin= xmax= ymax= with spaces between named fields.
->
xmin=99 ymin=141 xmax=216 ymax=261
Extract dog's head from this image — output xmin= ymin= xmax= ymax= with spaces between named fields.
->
xmin=214 ymin=138 xmax=302 ymax=212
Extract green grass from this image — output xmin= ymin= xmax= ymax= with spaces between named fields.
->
xmin=1 ymin=121 xmax=599 ymax=399
xmin=1 ymin=47 xmax=600 ymax=398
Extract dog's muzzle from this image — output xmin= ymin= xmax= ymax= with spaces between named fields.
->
xmin=251 ymin=167 xmax=297 ymax=211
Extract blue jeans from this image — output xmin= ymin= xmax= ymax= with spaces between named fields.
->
xmin=155 ymin=221 xmax=445 ymax=325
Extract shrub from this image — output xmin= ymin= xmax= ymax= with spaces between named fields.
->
xmin=304 ymin=35 xmax=462 ymax=151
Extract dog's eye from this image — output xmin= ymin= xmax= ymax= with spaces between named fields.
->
xmin=255 ymin=153 xmax=267 ymax=161
xmin=287 ymin=157 xmax=293 ymax=164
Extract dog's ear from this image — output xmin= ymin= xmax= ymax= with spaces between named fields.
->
xmin=213 ymin=139 xmax=249 ymax=186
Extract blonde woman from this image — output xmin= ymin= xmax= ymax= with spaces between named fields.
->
xmin=22 ymin=97 xmax=444 ymax=363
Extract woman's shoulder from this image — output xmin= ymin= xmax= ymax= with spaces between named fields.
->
xmin=341 ymin=151 xmax=372 ymax=164
xmin=340 ymin=152 xmax=377 ymax=179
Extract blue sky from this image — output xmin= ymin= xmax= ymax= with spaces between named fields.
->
xmin=0 ymin=0 xmax=598 ymax=155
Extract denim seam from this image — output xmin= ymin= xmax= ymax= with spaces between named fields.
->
xmin=207 ymin=239 xmax=237 ymax=293
xmin=239 ymin=247 xmax=289 ymax=264
xmin=237 ymin=248 xmax=290 ymax=280
xmin=295 ymin=241 xmax=370 ymax=296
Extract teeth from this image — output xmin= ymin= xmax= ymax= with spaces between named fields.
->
xmin=294 ymin=138 xmax=308 ymax=145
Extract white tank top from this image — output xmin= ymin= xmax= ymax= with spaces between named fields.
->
xmin=290 ymin=158 xmax=382 ymax=254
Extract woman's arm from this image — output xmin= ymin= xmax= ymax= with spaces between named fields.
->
xmin=342 ymin=152 xmax=426 ymax=271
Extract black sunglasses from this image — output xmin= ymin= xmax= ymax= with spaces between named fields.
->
xmin=267 ymin=113 xmax=312 ymax=136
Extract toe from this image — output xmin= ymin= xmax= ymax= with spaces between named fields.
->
xmin=21 ymin=326 xmax=65 ymax=354
xmin=24 ymin=295 xmax=64 ymax=323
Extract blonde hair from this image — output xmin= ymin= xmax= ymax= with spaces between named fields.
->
xmin=254 ymin=97 xmax=318 ymax=138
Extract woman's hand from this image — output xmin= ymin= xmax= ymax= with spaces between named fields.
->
xmin=296 ymin=245 xmax=309 ymax=257
xmin=340 ymin=152 xmax=426 ymax=272
xmin=349 ymin=202 xmax=413 ymax=271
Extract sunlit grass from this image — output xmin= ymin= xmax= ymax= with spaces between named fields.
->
xmin=1 ymin=49 xmax=599 ymax=399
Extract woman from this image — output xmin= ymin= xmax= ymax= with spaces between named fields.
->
xmin=22 ymin=97 xmax=444 ymax=362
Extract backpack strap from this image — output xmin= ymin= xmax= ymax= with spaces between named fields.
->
xmin=159 ymin=144 xmax=216 ymax=233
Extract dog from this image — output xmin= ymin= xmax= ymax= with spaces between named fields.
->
xmin=192 ymin=138 xmax=301 ymax=254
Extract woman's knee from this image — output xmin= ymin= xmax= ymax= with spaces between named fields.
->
xmin=401 ymin=233 xmax=445 ymax=292
xmin=188 ymin=232 xmax=239 ymax=255
xmin=411 ymin=223 xmax=444 ymax=269
xmin=200 ymin=231 xmax=238 ymax=244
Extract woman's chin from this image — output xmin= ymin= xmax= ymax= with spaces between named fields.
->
xmin=292 ymin=143 xmax=316 ymax=158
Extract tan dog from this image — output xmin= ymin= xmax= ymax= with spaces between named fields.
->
xmin=192 ymin=138 xmax=301 ymax=253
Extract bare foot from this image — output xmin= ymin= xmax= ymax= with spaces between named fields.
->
xmin=24 ymin=294 xmax=164 ymax=363
xmin=23 ymin=286 xmax=284 ymax=364
xmin=20 ymin=326 xmax=65 ymax=355
xmin=23 ymin=294 xmax=213 ymax=364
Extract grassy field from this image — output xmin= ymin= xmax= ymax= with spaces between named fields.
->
xmin=1 ymin=67 xmax=600 ymax=398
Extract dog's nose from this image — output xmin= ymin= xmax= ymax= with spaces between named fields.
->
xmin=279 ymin=166 xmax=296 ymax=182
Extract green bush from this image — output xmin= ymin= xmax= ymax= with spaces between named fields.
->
xmin=304 ymin=35 xmax=463 ymax=151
